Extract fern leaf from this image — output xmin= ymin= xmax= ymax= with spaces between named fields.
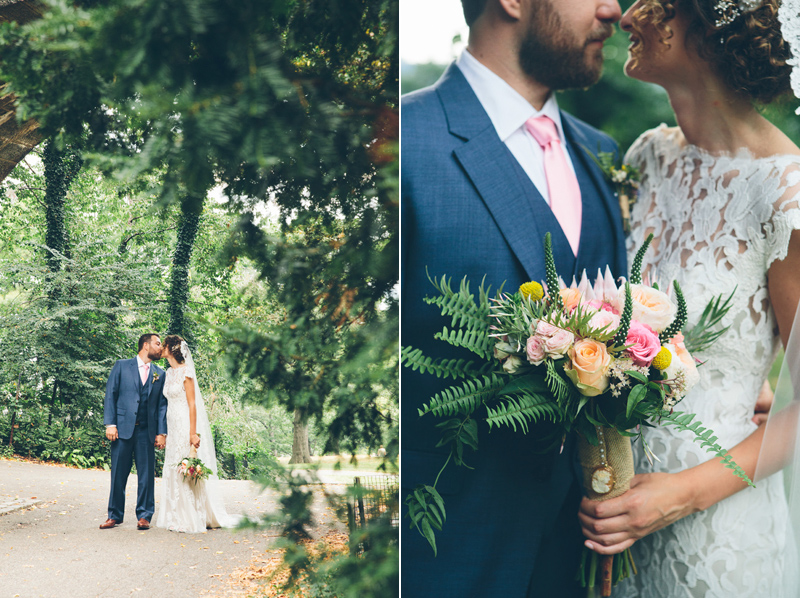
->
xmin=659 ymin=410 xmax=754 ymax=487
xmin=400 ymin=346 xmax=488 ymax=380
xmin=434 ymin=326 xmax=493 ymax=360
xmin=419 ymin=374 xmax=506 ymax=418
xmin=485 ymin=393 xmax=562 ymax=433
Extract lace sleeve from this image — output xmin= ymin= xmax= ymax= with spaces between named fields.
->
xmin=178 ymin=364 xmax=196 ymax=383
xmin=765 ymin=161 xmax=800 ymax=271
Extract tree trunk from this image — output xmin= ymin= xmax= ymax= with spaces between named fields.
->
xmin=43 ymin=140 xmax=82 ymax=273
xmin=167 ymin=195 xmax=203 ymax=340
xmin=288 ymin=408 xmax=312 ymax=464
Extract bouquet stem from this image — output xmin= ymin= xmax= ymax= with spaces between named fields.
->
xmin=576 ymin=426 xmax=635 ymax=596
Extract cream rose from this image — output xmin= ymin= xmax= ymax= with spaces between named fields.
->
xmin=663 ymin=337 xmax=700 ymax=394
xmin=587 ymin=309 xmax=621 ymax=334
xmin=503 ymin=355 xmax=523 ymax=374
xmin=565 ymin=338 xmax=612 ymax=397
xmin=617 ymin=284 xmax=677 ymax=333
xmin=544 ymin=328 xmax=574 ymax=358
xmin=494 ymin=340 xmax=516 ymax=361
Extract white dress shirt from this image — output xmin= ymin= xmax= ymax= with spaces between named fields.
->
xmin=456 ymin=49 xmax=578 ymax=205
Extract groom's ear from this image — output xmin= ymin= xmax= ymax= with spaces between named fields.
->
xmin=497 ymin=0 xmax=522 ymax=21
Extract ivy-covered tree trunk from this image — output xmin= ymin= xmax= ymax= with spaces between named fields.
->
xmin=42 ymin=140 xmax=82 ymax=273
xmin=42 ymin=140 xmax=82 ymax=414
xmin=167 ymin=197 xmax=203 ymax=340
xmin=288 ymin=408 xmax=312 ymax=464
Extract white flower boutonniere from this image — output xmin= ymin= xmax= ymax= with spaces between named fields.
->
xmin=152 ymin=371 xmax=160 ymax=383
xmin=584 ymin=147 xmax=641 ymax=234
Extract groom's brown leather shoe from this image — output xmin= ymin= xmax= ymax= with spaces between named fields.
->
xmin=99 ymin=518 xmax=119 ymax=529
xmin=137 ymin=518 xmax=150 ymax=530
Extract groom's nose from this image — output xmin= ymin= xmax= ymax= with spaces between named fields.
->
xmin=597 ymin=0 xmax=622 ymax=24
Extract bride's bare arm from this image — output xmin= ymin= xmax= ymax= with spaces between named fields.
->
xmin=184 ymin=377 xmax=200 ymax=448
xmin=579 ymin=230 xmax=800 ymax=556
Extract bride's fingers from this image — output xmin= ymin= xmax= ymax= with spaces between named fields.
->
xmin=584 ymin=538 xmax=636 ymax=556
xmin=579 ymin=495 xmax=630 ymax=519
xmin=578 ymin=511 xmax=631 ymax=537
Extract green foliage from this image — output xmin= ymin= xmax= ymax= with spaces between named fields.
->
xmin=629 ymin=232 xmax=653 ymax=285
xmin=167 ymin=199 xmax=202 ymax=342
xmin=683 ymin=288 xmax=735 ymax=354
xmin=400 ymin=346 xmax=485 ymax=381
xmin=405 ymin=484 xmax=445 ymax=556
xmin=659 ymin=410 xmax=754 ymax=487
xmin=485 ymin=393 xmax=561 ymax=433
xmin=614 ymin=283 xmax=634 ymax=346
xmin=543 ymin=232 xmax=564 ymax=310
xmin=660 ymin=281 xmax=688 ymax=343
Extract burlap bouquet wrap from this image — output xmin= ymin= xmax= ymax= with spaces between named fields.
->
xmin=578 ymin=426 xmax=634 ymax=501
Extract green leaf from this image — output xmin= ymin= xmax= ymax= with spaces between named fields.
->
xmin=626 ymin=384 xmax=648 ymax=418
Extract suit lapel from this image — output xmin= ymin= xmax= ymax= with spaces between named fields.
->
xmin=561 ymin=113 xmax=624 ymax=274
xmin=131 ymin=358 xmax=142 ymax=392
xmin=439 ymin=65 xmax=572 ymax=281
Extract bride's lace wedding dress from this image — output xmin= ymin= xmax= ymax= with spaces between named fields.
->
xmin=617 ymin=125 xmax=800 ymax=597
xmin=156 ymin=361 xmax=240 ymax=533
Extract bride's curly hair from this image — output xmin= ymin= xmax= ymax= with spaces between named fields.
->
xmin=163 ymin=335 xmax=186 ymax=364
xmin=628 ymin=0 xmax=792 ymax=103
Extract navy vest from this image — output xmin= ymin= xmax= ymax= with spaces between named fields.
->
xmin=136 ymin=370 xmax=152 ymax=426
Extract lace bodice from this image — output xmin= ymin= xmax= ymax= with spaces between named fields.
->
xmin=617 ymin=125 xmax=800 ymax=597
xmin=163 ymin=364 xmax=195 ymax=466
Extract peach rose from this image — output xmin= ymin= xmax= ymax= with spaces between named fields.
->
xmin=618 ymin=284 xmax=677 ymax=333
xmin=545 ymin=328 xmax=575 ymax=358
xmin=559 ymin=288 xmax=583 ymax=313
xmin=526 ymin=335 xmax=547 ymax=365
xmin=565 ymin=338 xmax=612 ymax=396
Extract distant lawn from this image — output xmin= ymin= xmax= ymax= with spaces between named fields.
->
xmin=277 ymin=454 xmax=396 ymax=473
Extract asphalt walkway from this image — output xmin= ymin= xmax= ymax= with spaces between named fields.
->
xmin=0 ymin=459 xmax=349 ymax=598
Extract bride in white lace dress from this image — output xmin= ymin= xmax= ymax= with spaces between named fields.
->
xmin=578 ymin=1 xmax=800 ymax=596
xmin=156 ymin=335 xmax=240 ymax=533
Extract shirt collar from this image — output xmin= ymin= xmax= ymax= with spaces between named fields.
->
xmin=456 ymin=49 xmax=567 ymax=143
xmin=136 ymin=355 xmax=148 ymax=368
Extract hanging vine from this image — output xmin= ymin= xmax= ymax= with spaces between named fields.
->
xmin=42 ymin=140 xmax=82 ymax=273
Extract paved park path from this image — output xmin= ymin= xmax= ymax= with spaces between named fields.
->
xmin=0 ymin=459 xmax=350 ymax=598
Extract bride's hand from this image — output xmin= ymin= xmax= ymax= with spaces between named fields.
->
xmin=190 ymin=433 xmax=201 ymax=448
xmin=578 ymin=471 xmax=696 ymax=555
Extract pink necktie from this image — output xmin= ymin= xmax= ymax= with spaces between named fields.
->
xmin=525 ymin=115 xmax=582 ymax=256
xmin=141 ymin=363 xmax=149 ymax=385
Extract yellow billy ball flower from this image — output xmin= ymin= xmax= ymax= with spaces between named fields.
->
xmin=519 ymin=281 xmax=544 ymax=302
xmin=652 ymin=346 xmax=672 ymax=371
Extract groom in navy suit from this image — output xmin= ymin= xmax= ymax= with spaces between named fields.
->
xmin=401 ymin=0 xmax=626 ymax=595
xmin=100 ymin=333 xmax=168 ymax=530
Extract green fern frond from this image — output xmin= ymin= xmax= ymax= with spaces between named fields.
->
xmin=658 ymin=410 xmax=754 ymax=487
xmin=400 ymin=346 xmax=489 ymax=380
xmin=546 ymin=359 xmax=573 ymax=403
xmin=434 ymin=326 xmax=493 ymax=360
xmin=419 ymin=374 xmax=507 ymax=418
xmin=485 ymin=393 xmax=562 ymax=433
xmin=424 ymin=274 xmax=492 ymax=331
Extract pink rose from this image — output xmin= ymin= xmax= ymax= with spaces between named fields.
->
xmin=526 ymin=335 xmax=547 ymax=365
xmin=565 ymin=339 xmax=612 ymax=396
xmin=534 ymin=320 xmax=559 ymax=337
xmin=588 ymin=309 xmax=621 ymax=334
xmin=625 ymin=320 xmax=662 ymax=367
xmin=544 ymin=329 xmax=574 ymax=358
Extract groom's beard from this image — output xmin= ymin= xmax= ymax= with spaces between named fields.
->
xmin=519 ymin=4 xmax=613 ymax=91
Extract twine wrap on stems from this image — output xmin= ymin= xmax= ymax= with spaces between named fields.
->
xmin=578 ymin=426 xmax=634 ymax=501
xmin=189 ymin=445 xmax=198 ymax=459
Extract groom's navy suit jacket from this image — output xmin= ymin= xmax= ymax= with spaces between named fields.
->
xmin=401 ymin=64 xmax=628 ymax=597
xmin=103 ymin=358 xmax=168 ymax=445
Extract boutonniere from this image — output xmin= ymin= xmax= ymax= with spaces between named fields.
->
xmin=152 ymin=371 xmax=160 ymax=383
xmin=584 ymin=147 xmax=641 ymax=234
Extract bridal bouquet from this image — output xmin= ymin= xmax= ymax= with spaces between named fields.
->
xmin=177 ymin=438 xmax=213 ymax=484
xmin=403 ymin=233 xmax=752 ymax=596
